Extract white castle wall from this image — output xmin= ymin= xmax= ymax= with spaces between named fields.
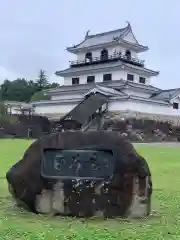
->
xmin=33 ymin=97 xmax=180 ymax=118
xmin=63 ymin=69 xmax=150 ymax=86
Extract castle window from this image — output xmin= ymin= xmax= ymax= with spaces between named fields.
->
xmin=103 ymin=73 xmax=112 ymax=81
xmin=139 ymin=77 xmax=146 ymax=84
xmin=125 ymin=50 xmax=131 ymax=60
xmin=173 ymin=102 xmax=179 ymax=109
xmin=87 ymin=76 xmax=95 ymax=83
xmin=72 ymin=77 xmax=79 ymax=85
xmin=85 ymin=52 xmax=92 ymax=61
xmin=127 ymin=74 xmax=134 ymax=81
xmin=100 ymin=49 xmax=108 ymax=61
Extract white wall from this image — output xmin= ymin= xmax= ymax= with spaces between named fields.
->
xmin=34 ymin=104 xmax=77 ymax=115
xmin=76 ymin=28 xmax=141 ymax=61
xmin=109 ymin=100 xmax=180 ymax=116
xmin=6 ymin=105 xmax=31 ymax=115
xmin=7 ymin=106 xmax=20 ymax=115
xmin=34 ymin=98 xmax=180 ymax=118
xmin=51 ymin=93 xmax=82 ymax=101
xmin=63 ymin=69 xmax=150 ymax=86
xmin=77 ymin=45 xmax=138 ymax=61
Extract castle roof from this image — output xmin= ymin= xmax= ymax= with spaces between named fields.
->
xmin=84 ymin=85 xmax=128 ymax=98
xmin=35 ymin=82 xmax=180 ymax=108
xmin=44 ymin=80 xmax=160 ymax=97
xmin=55 ymin=61 xmax=159 ymax=77
xmin=67 ymin=23 xmax=148 ymax=53
xmin=151 ymin=88 xmax=180 ymax=102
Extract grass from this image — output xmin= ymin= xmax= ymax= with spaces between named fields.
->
xmin=0 ymin=140 xmax=180 ymax=239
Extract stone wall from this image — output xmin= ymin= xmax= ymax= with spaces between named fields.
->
xmin=0 ymin=114 xmax=51 ymax=139
xmin=101 ymin=111 xmax=180 ymax=142
xmin=106 ymin=111 xmax=180 ymax=125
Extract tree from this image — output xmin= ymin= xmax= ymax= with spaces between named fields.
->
xmin=36 ymin=69 xmax=49 ymax=90
xmin=0 ymin=79 xmax=11 ymax=101
xmin=0 ymin=78 xmax=33 ymax=102
xmin=47 ymin=82 xmax=60 ymax=89
xmin=0 ymin=70 xmax=60 ymax=102
xmin=30 ymin=91 xmax=50 ymax=101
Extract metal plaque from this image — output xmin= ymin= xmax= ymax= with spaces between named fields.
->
xmin=41 ymin=149 xmax=114 ymax=180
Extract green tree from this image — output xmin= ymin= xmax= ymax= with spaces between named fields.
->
xmin=0 ymin=72 xmax=60 ymax=102
xmin=30 ymin=91 xmax=50 ymax=101
xmin=47 ymin=82 xmax=60 ymax=88
xmin=0 ymin=78 xmax=34 ymax=102
xmin=36 ymin=69 xmax=49 ymax=90
xmin=0 ymin=79 xmax=11 ymax=101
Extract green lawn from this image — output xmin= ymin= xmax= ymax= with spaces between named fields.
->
xmin=0 ymin=139 xmax=180 ymax=239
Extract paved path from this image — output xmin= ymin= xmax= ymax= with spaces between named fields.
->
xmin=133 ymin=142 xmax=180 ymax=147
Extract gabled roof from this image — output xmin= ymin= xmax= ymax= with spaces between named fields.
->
xmin=84 ymin=85 xmax=128 ymax=97
xmin=151 ymin=88 xmax=180 ymax=102
xmin=67 ymin=23 xmax=148 ymax=53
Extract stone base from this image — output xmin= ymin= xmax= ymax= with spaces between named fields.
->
xmin=34 ymin=176 xmax=151 ymax=218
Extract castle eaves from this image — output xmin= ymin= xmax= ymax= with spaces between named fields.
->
xmin=151 ymin=88 xmax=180 ymax=102
xmin=55 ymin=61 xmax=159 ymax=77
xmin=84 ymin=85 xmax=128 ymax=98
xmin=67 ymin=23 xmax=148 ymax=52
xmin=32 ymin=94 xmax=169 ymax=107
xmin=44 ymin=80 xmax=160 ymax=96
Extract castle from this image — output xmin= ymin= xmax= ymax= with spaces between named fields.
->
xmin=5 ymin=23 xmax=180 ymax=120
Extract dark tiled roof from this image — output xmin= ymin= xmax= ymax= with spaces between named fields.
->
xmin=55 ymin=61 xmax=124 ymax=75
xmin=96 ymin=80 xmax=160 ymax=94
xmin=44 ymin=80 xmax=161 ymax=96
xmin=151 ymin=88 xmax=180 ymax=101
xmin=67 ymin=25 xmax=129 ymax=50
xmin=67 ymin=23 xmax=148 ymax=51
xmin=129 ymin=82 xmax=160 ymax=91
xmin=55 ymin=62 xmax=158 ymax=77
xmin=34 ymin=83 xmax=173 ymax=107
xmin=129 ymin=95 xmax=169 ymax=105
xmin=108 ymin=95 xmax=169 ymax=105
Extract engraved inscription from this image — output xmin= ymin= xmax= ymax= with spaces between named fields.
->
xmin=54 ymin=155 xmax=65 ymax=170
xmin=42 ymin=149 xmax=114 ymax=180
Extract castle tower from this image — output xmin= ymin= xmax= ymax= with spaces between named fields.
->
xmin=55 ymin=22 xmax=159 ymax=86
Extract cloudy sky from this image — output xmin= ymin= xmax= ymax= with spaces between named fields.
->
xmin=0 ymin=0 xmax=179 ymax=88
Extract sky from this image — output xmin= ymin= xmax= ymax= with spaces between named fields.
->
xmin=0 ymin=0 xmax=179 ymax=89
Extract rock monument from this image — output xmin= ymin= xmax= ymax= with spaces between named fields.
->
xmin=6 ymin=131 xmax=152 ymax=218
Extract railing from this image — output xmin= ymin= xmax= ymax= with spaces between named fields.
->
xmin=70 ymin=53 xmax=145 ymax=68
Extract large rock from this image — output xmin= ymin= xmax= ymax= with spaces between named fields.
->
xmin=6 ymin=131 xmax=152 ymax=218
